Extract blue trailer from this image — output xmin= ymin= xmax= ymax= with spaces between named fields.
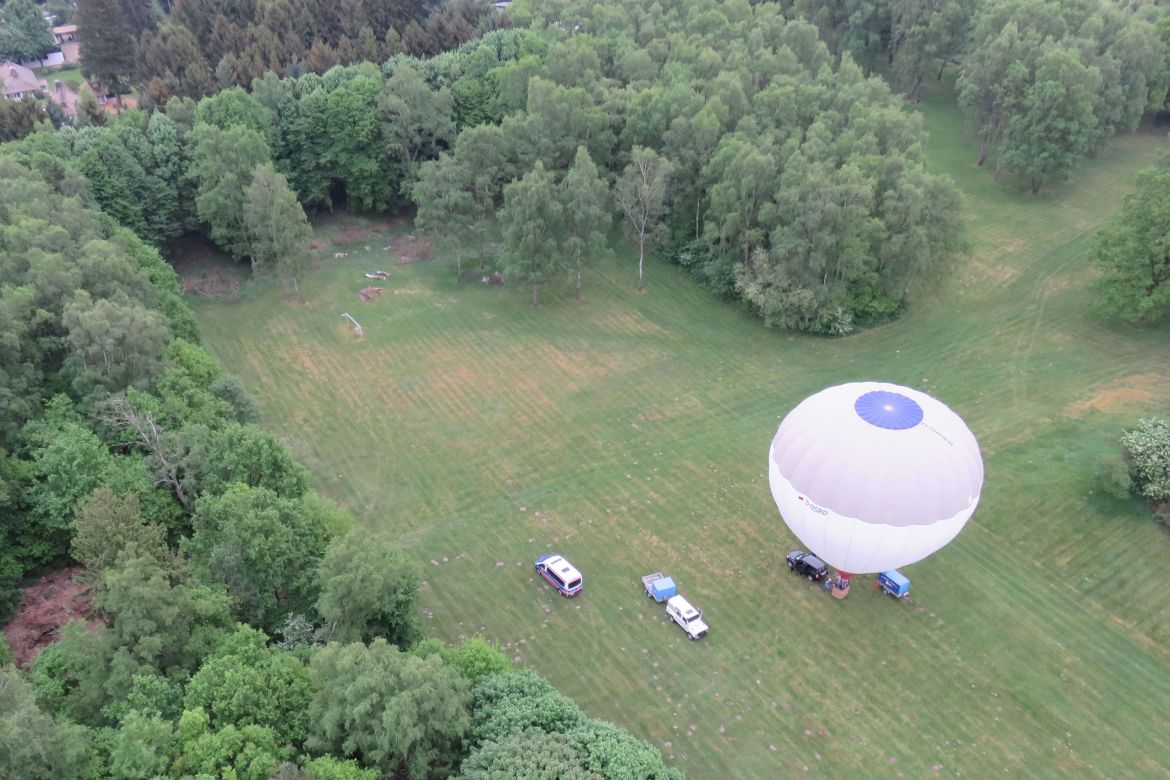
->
xmin=641 ymin=572 xmax=677 ymax=602
xmin=877 ymin=569 xmax=910 ymax=598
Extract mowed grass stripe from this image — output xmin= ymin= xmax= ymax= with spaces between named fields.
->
xmin=949 ymin=534 xmax=1170 ymax=771
xmin=193 ymin=83 xmax=1170 ymax=777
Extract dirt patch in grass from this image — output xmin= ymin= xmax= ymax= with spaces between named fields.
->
xmin=182 ymin=267 xmax=242 ymax=297
xmin=388 ymin=232 xmax=434 ymax=264
xmin=170 ymin=235 xmax=247 ymax=297
xmin=321 ymin=213 xmax=413 ymax=248
xmin=2 ymin=568 xmax=93 ymax=668
xmin=583 ymin=306 xmax=668 ymax=336
xmin=334 ymin=224 xmax=384 ymax=247
xmin=1064 ymin=373 xmax=1170 ymax=417
xmin=961 ymin=258 xmax=1021 ymax=287
xmin=285 ymin=344 xmax=335 ymax=383
xmin=640 ymin=394 xmax=704 ymax=422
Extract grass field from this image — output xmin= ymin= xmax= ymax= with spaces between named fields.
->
xmin=190 ymin=87 xmax=1170 ymax=778
xmin=45 ymin=65 xmax=85 ymax=91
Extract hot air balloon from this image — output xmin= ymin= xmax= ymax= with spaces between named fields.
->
xmin=768 ymin=382 xmax=983 ymax=597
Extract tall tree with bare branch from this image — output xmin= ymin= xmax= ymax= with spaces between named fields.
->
xmin=614 ymin=147 xmax=673 ymax=291
xmin=98 ymin=395 xmax=193 ymax=511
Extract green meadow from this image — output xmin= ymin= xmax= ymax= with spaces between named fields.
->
xmin=191 ymin=88 xmax=1170 ymax=777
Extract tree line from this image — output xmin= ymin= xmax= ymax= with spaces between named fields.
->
xmin=74 ymin=0 xmax=504 ymax=106
xmin=0 ymin=147 xmax=679 ymax=778
xmin=1090 ymin=165 xmax=1170 ymax=529
xmin=9 ymin=0 xmax=1169 ymax=332
xmin=518 ymin=0 xmax=1169 ymax=189
xmin=7 ymin=2 xmax=968 ymax=333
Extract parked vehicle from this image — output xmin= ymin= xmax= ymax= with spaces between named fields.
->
xmin=641 ymin=572 xmax=677 ymax=602
xmin=786 ymin=550 xmax=828 ymax=581
xmin=535 ymin=554 xmax=583 ymax=597
xmin=877 ymin=569 xmax=910 ymax=598
xmin=665 ymin=595 xmax=709 ymax=640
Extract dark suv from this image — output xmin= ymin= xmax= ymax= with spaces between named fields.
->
xmin=786 ymin=550 xmax=828 ymax=581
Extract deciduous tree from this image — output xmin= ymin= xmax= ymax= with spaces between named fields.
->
xmin=188 ymin=484 xmax=335 ymax=632
xmin=500 ymin=161 xmax=564 ymax=307
xmin=307 ymin=640 xmax=471 ymax=779
xmin=1122 ymin=417 xmax=1170 ymax=504
xmin=72 ymin=489 xmax=169 ymax=583
xmin=890 ymin=0 xmax=973 ymax=101
xmin=323 ymin=72 xmax=394 ymax=210
xmin=560 ymin=146 xmax=611 ymax=300
xmin=1000 ymin=43 xmax=1099 ymax=193
xmin=416 ymin=636 xmax=512 ymax=686
xmin=615 ymin=146 xmax=672 ymax=292
xmin=458 ymin=731 xmax=593 ymax=779
xmin=172 ymin=707 xmax=282 ymax=780
xmin=23 ymin=411 xmax=120 ymax=565
xmin=34 ymin=557 xmax=232 ymax=725
xmin=97 ymin=553 xmax=234 ymax=677
xmin=194 ymin=86 xmax=275 ymax=139
xmin=1093 ymin=168 xmax=1170 ymax=323
xmin=453 ymin=123 xmax=508 ymax=268
xmin=97 ymin=394 xmax=195 ymax=511
xmin=957 ymin=20 xmax=1039 ymax=168
xmin=62 ymin=290 xmax=171 ymax=398
xmin=243 ymin=162 xmax=313 ymax=292
xmin=185 ymin=423 xmax=310 ymax=499
xmin=315 ymin=530 xmax=422 ymax=647
xmin=469 ymin=670 xmax=585 ymax=745
xmin=0 ymin=665 xmax=92 ymax=779
xmin=380 ymin=62 xmax=456 ymax=196
xmin=183 ymin=625 xmax=313 ymax=748
xmin=191 ymin=122 xmax=272 ymax=258
xmin=568 ymin=720 xmax=681 ymax=779
xmin=106 ymin=710 xmax=177 ymax=778
xmin=414 ymin=153 xmax=475 ymax=277
xmin=0 ymin=0 xmax=55 ymax=62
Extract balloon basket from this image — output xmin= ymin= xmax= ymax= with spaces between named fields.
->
xmin=830 ymin=576 xmax=851 ymax=600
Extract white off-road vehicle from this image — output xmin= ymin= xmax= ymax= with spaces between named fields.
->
xmin=665 ymin=595 xmax=709 ymax=640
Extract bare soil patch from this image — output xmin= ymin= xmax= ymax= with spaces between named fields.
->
xmin=319 ymin=212 xmax=408 ymax=247
xmin=334 ymin=224 xmax=384 ymax=247
xmin=961 ymin=259 xmax=1021 ymax=287
xmin=1065 ymin=372 xmax=1170 ymax=417
xmin=182 ymin=267 xmax=241 ymax=297
xmin=387 ymin=232 xmax=434 ymax=264
xmin=359 ymin=286 xmax=384 ymax=301
xmin=2 ymin=568 xmax=92 ymax=668
xmin=170 ymin=235 xmax=247 ymax=298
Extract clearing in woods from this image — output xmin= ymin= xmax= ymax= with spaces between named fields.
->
xmin=190 ymin=88 xmax=1170 ymax=777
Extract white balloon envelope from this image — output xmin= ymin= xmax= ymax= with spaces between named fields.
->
xmin=768 ymin=382 xmax=983 ymax=574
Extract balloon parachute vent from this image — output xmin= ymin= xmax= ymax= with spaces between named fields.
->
xmin=854 ymin=391 xmax=923 ymax=430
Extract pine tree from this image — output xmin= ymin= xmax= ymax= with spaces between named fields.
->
xmin=77 ymin=0 xmax=149 ymax=95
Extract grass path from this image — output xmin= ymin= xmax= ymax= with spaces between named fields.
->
xmin=192 ymin=86 xmax=1170 ymax=777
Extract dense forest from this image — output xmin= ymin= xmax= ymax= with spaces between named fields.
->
xmin=0 ymin=140 xmax=681 ymax=779
xmin=5 ymin=0 xmax=1164 ymax=329
xmin=4 ymin=0 xmax=1170 ymax=776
